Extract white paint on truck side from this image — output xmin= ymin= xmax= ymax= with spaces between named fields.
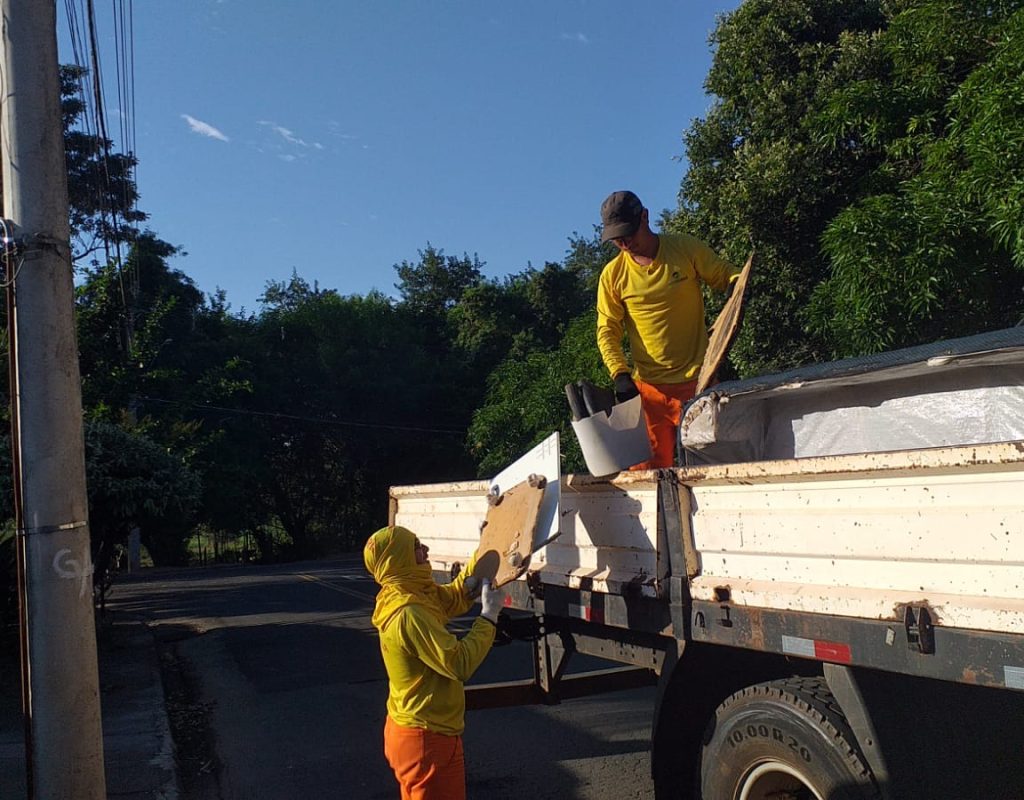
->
xmin=682 ymin=442 xmax=1024 ymax=634
xmin=392 ymin=441 xmax=1024 ymax=635
xmin=392 ymin=472 xmax=660 ymax=596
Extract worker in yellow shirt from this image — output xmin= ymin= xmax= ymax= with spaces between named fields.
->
xmin=363 ymin=525 xmax=505 ymax=800
xmin=597 ymin=190 xmax=739 ymax=468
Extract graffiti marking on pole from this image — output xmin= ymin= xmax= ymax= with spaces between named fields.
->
xmin=52 ymin=548 xmax=95 ymax=599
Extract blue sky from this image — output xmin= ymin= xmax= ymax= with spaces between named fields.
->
xmin=59 ymin=1 xmax=742 ymax=313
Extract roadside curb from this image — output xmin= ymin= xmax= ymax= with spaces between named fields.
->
xmin=0 ymin=611 xmax=180 ymax=799
xmin=97 ymin=613 xmax=181 ymax=800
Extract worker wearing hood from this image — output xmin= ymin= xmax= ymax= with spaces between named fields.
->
xmin=364 ymin=525 xmax=504 ymax=800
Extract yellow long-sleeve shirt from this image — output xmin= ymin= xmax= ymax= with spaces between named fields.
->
xmin=597 ymin=233 xmax=738 ymax=384
xmin=379 ymin=604 xmax=495 ymax=736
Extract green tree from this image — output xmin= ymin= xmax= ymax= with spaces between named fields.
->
xmin=234 ymin=281 xmax=474 ymax=556
xmin=461 ymin=231 xmax=614 ymax=475
xmin=676 ymin=0 xmax=886 ymax=375
xmin=447 ymin=244 xmax=600 ymax=385
xmin=394 ymin=245 xmax=484 ymax=315
xmin=76 ymin=233 xmax=211 ymax=410
xmin=74 ymin=230 xmax=261 ymax=566
xmin=468 ymin=313 xmax=606 ymax=475
xmin=448 ymin=276 xmax=533 ymax=376
xmin=59 ymin=65 xmax=147 ymax=263
xmin=83 ymin=421 xmax=201 ymax=572
xmin=807 ymin=1 xmax=1024 ymax=354
xmin=681 ymin=0 xmax=1024 ymax=368
xmin=0 ymin=421 xmax=200 ymax=578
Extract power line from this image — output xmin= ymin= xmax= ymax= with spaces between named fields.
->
xmin=138 ymin=396 xmax=468 ymax=437
xmin=111 ymin=0 xmax=138 ymax=299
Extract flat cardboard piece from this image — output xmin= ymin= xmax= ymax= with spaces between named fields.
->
xmin=472 ymin=478 xmax=546 ymax=588
xmin=489 ymin=432 xmax=560 ymax=553
xmin=696 ymin=252 xmax=754 ymax=395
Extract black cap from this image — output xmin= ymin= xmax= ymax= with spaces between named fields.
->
xmin=600 ymin=190 xmax=643 ymax=243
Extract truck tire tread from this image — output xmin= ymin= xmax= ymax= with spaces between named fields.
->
xmin=700 ymin=676 xmax=880 ymax=799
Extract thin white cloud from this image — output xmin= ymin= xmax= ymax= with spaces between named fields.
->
xmin=258 ymin=120 xmax=323 ymax=150
xmin=181 ymin=114 xmax=230 ymax=142
xmin=560 ymin=32 xmax=590 ymax=44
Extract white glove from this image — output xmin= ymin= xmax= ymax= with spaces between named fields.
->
xmin=463 ymin=575 xmax=481 ymax=598
xmin=480 ymin=578 xmax=505 ymax=623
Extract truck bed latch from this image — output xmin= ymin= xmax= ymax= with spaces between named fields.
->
xmin=904 ymin=605 xmax=935 ymax=654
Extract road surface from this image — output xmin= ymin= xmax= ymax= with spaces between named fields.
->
xmin=109 ymin=557 xmax=657 ymax=800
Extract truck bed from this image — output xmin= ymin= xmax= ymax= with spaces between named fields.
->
xmin=391 ymin=440 xmax=1024 ymax=638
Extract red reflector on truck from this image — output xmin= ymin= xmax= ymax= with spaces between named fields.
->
xmin=568 ymin=603 xmax=605 ymax=624
xmin=813 ymin=640 xmax=853 ymax=663
xmin=781 ymin=634 xmax=852 ymax=664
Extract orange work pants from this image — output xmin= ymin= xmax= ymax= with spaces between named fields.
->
xmin=632 ymin=378 xmax=697 ymax=469
xmin=384 ymin=716 xmax=466 ymax=800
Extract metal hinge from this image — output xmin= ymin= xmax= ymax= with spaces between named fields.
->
xmin=904 ymin=605 xmax=935 ymax=654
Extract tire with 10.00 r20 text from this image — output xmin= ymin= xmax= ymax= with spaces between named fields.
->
xmin=699 ymin=677 xmax=880 ymax=800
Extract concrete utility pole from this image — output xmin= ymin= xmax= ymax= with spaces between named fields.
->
xmin=1 ymin=1 xmax=107 ymax=798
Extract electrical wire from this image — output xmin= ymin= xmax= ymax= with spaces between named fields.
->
xmin=64 ymin=0 xmax=108 ymax=269
xmin=85 ymin=0 xmax=122 ymax=274
xmin=138 ymin=396 xmax=469 ymax=438
xmin=111 ymin=0 xmax=139 ymax=300
xmin=62 ymin=0 xmax=140 ymax=352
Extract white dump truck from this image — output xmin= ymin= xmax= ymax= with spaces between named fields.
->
xmin=388 ymin=326 xmax=1024 ymax=800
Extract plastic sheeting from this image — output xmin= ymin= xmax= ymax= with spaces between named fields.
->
xmin=682 ymin=360 xmax=1024 ymax=465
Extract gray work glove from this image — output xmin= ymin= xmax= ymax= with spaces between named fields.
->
xmin=614 ymin=372 xmax=639 ymax=402
xmin=463 ymin=575 xmax=481 ymax=599
xmin=480 ymin=578 xmax=506 ymax=623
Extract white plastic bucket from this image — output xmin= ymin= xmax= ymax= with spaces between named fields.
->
xmin=570 ymin=395 xmax=652 ymax=477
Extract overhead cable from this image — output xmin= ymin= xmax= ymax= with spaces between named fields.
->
xmin=138 ymin=396 xmax=468 ymax=437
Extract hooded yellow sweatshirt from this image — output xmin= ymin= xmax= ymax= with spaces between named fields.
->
xmin=363 ymin=526 xmax=495 ymax=736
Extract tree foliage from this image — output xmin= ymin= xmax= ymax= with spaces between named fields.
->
xmin=83 ymin=421 xmax=200 ymax=571
xmin=394 ymin=245 xmax=483 ymax=315
xmin=469 ymin=311 xmax=606 ymax=475
xmin=236 ymin=278 xmax=477 ymax=556
xmin=808 ymin=1 xmax=1024 ymax=354
xmin=675 ymin=0 xmax=887 ymax=375
xmin=680 ymin=0 xmax=1024 ymax=368
xmin=60 ymin=65 xmax=147 ymax=263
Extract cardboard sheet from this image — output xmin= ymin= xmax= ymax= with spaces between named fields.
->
xmin=697 ymin=251 xmax=754 ymax=395
xmin=489 ymin=432 xmax=560 ymax=550
xmin=470 ymin=432 xmax=562 ymax=586
xmin=471 ymin=477 xmax=546 ymax=588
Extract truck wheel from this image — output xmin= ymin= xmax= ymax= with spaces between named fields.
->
xmin=699 ymin=677 xmax=879 ymax=800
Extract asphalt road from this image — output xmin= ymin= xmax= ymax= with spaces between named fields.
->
xmin=109 ymin=558 xmax=657 ymax=800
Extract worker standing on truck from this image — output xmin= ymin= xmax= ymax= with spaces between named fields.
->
xmin=363 ymin=525 xmax=505 ymax=800
xmin=597 ymin=190 xmax=740 ymax=468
